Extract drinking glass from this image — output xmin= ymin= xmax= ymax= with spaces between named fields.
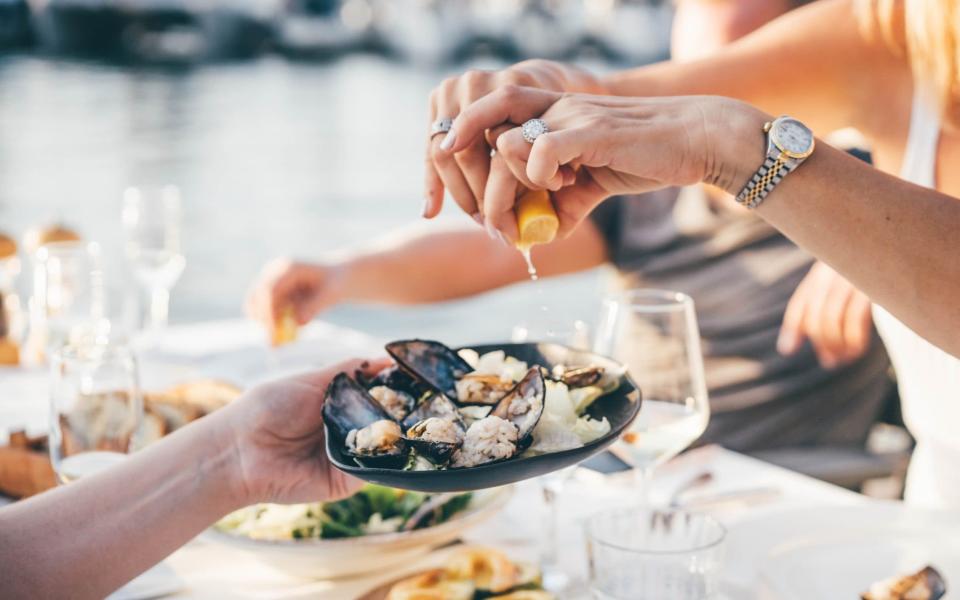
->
xmin=122 ymin=185 xmax=185 ymax=332
xmin=593 ymin=290 xmax=709 ymax=503
xmin=511 ymin=318 xmax=589 ymax=592
xmin=30 ymin=241 xmax=107 ymax=357
xmin=49 ymin=342 xmax=142 ymax=483
xmin=586 ymin=507 xmax=726 ymax=600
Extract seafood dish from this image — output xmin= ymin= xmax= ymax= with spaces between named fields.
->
xmin=215 ymin=484 xmax=473 ymax=541
xmin=384 ymin=546 xmax=553 ymax=600
xmin=323 ymin=339 xmax=622 ymax=472
xmin=861 ymin=565 xmax=946 ymax=600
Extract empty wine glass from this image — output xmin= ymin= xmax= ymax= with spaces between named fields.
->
xmin=29 ymin=241 xmax=107 ymax=359
xmin=593 ymin=290 xmax=710 ymax=504
xmin=122 ymin=186 xmax=185 ymax=333
xmin=48 ymin=342 xmax=142 ymax=483
xmin=586 ymin=507 xmax=726 ymax=600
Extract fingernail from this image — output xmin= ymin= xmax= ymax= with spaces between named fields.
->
xmin=422 ymin=195 xmax=432 ymax=218
xmin=776 ymin=332 xmax=796 ymax=355
xmin=439 ymin=129 xmax=457 ymax=151
xmin=471 ymin=212 xmax=484 ymax=226
xmin=485 ymin=221 xmax=499 ymax=241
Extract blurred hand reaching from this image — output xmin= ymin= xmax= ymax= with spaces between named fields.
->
xmin=777 ymin=261 xmax=873 ymax=370
xmin=245 ymin=259 xmax=343 ymax=339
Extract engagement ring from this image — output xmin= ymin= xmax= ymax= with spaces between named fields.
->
xmin=521 ymin=118 xmax=549 ymax=144
xmin=431 ymin=118 xmax=454 ymax=138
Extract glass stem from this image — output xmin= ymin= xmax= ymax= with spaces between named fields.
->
xmin=148 ymin=287 xmax=169 ymax=331
xmin=541 ymin=483 xmax=560 ymax=569
xmin=634 ymin=466 xmax=653 ymax=506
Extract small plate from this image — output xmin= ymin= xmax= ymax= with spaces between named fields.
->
xmin=324 ymin=342 xmax=641 ymax=493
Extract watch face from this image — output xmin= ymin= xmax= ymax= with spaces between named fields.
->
xmin=774 ymin=118 xmax=814 ymax=158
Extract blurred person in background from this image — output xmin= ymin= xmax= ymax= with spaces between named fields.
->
xmin=248 ymin=0 xmax=892 ymax=459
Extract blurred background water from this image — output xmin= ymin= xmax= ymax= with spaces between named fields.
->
xmin=0 ymin=0 xmax=672 ymax=345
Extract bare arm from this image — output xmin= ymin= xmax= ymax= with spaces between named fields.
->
xmin=601 ymin=0 xmax=901 ymax=135
xmin=0 ymin=363 xmax=370 ymax=599
xmin=246 ymin=220 xmax=608 ymax=332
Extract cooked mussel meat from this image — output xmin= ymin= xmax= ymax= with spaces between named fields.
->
xmin=554 ymin=365 xmax=605 ymax=389
xmin=404 ymin=417 xmax=464 ymax=464
xmin=402 ymin=392 xmax=465 ymax=432
xmin=455 ymin=373 xmax=515 ymax=405
xmin=450 ymin=415 xmax=519 ymax=468
xmin=862 ymin=565 xmax=946 ymax=600
xmin=368 ymin=385 xmax=416 ymax=421
xmin=361 ymin=364 xmax=427 ymax=398
xmin=323 ymin=374 xmax=406 ymax=467
xmin=491 ymin=367 xmax=545 ymax=449
xmin=386 ymin=339 xmax=474 ymax=402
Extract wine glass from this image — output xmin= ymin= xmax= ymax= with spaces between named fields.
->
xmin=48 ymin=341 xmax=143 ymax=483
xmin=511 ymin=318 xmax=590 ymax=592
xmin=122 ymin=185 xmax=185 ymax=333
xmin=29 ymin=241 xmax=107 ymax=359
xmin=586 ymin=507 xmax=726 ymax=600
xmin=593 ymin=289 xmax=709 ymax=504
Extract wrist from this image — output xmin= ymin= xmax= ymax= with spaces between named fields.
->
xmin=206 ymin=411 xmax=259 ymax=508
xmin=704 ymin=100 xmax=769 ymax=196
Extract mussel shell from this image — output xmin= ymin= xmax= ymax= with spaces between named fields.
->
xmin=361 ymin=364 xmax=428 ymax=398
xmin=558 ymin=365 xmax=604 ymax=389
xmin=402 ymin=392 xmax=466 ymax=432
xmin=403 ymin=418 xmax=463 ymax=464
xmin=322 ymin=373 xmax=396 ymax=441
xmin=386 ymin=339 xmax=474 ymax=402
xmin=491 ymin=367 xmax=545 ymax=447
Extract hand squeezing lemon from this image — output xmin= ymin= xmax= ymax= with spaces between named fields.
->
xmin=515 ymin=189 xmax=559 ymax=252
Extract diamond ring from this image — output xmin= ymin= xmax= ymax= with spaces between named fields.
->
xmin=521 ymin=118 xmax=549 ymax=144
xmin=430 ymin=118 xmax=454 ymax=138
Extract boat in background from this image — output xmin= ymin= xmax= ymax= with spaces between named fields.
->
xmin=26 ymin=0 xmax=280 ymax=62
xmin=0 ymin=0 xmax=33 ymax=48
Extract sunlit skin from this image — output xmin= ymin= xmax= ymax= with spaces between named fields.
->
xmin=422 ymin=0 xmax=960 ymax=358
xmin=248 ymin=0 xmax=869 ymax=369
xmin=0 ymin=360 xmax=386 ymax=600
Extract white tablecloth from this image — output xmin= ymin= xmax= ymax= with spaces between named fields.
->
xmin=0 ymin=320 xmax=869 ymax=599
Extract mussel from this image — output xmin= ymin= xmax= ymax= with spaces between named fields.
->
xmin=361 ymin=364 xmax=428 ymax=398
xmin=402 ymin=391 xmax=465 ymax=432
xmin=491 ymin=367 xmax=545 ymax=451
xmin=404 ymin=417 xmax=464 ymax=464
xmin=386 ymin=339 xmax=474 ymax=402
xmin=455 ymin=373 xmax=515 ymax=406
xmin=555 ymin=365 xmax=605 ymax=389
xmin=368 ymin=385 xmax=416 ymax=421
xmin=322 ymin=374 xmax=407 ymax=468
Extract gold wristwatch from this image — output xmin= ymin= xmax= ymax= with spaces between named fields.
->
xmin=735 ymin=115 xmax=815 ymax=209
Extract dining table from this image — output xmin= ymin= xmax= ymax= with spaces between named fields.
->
xmin=0 ymin=319 xmax=936 ymax=599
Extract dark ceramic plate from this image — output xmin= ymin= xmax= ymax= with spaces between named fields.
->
xmin=324 ymin=342 xmax=642 ymax=493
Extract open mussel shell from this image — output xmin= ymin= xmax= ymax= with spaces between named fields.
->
xmin=323 ymin=374 xmax=408 ymax=468
xmin=403 ymin=417 xmax=463 ymax=465
xmin=491 ymin=367 xmax=545 ymax=450
xmin=386 ymin=339 xmax=474 ymax=402
xmin=360 ymin=364 xmax=428 ymax=398
xmin=402 ymin=392 xmax=466 ymax=432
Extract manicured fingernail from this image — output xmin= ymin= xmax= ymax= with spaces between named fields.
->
xmin=439 ymin=129 xmax=457 ymax=151
xmin=485 ymin=221 xmax=499 ymax=241
xmin=776 ymin=332 xmax=796 ymax=355
xmin=422 ymin=196 xmax=431 ymax=217
xmin=471 ymin=212 xmax=483 ymax=226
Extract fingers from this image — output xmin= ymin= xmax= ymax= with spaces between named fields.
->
xmin=423 ymin=92 xmax=445 ymax=218
xmin=527 ymin=129 xmax=596 ymax=192
xmin=431 ymin=134 xmax=479 ymax=219
xmin=454 ymin=138 xmax=491 ymax=222
xmin=444 ymin=85 xmax=561 ymax=154
xmin=841 ymin=290 xmax=874 ymax=361
xmin=483 ymin=151 xmax=521 ymax=244
xmin=778 ymin=277 xmax=810 ymax=356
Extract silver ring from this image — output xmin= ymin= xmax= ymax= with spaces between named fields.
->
xmin=521 ymin=118 xmax=549 ymax=144
xmin=430 ymin=118 xmax=454 ymax=138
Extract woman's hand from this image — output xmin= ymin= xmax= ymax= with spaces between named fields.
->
xmin=441 ymin=86 xmax=766 ymax=242
xmin=424 ymin=60 xmax=606 ymax=222
xmin=218 ymin=359 xmax=388 ymax=505
xmin=245 ymin=258 xmax=345 ymax=337
xmin=778 ymin=261 xmax=873 ymax=370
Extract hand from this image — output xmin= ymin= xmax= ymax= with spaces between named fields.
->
xmin=424 ymin=60 xmax=606 ymax=223
xmin=441 ymin=86 xmax=766 ymax=242
xmin=217 ymin=359 xmax=389 ymax=504
xmin=778 ymin=261 xmax=873 ymax=369
xmin=245 ymin=258 xmax=344 ymax=337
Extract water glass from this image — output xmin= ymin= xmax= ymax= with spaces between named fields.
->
xmin=30 ymin=241 xmax=107 ymax=357
xmin=122 ymin=185 xmax=185 ymax=332
xmin=593 ymin=290 xmax=710 ymax=502
xmin=49 ymin=342 xmax=142 ymax=484
xmin=587 ymin=508 xmax=726 ymax=600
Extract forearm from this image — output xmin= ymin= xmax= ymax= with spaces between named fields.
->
xmin=720 ymin=108 xmax=960 ymax=357
xmin=331 ymin=221 xmax=607 ymax=305
xmin=601 ymin=0 xmax=886 ymax=134
xmin=0 ymin=417 xmax=244 ymax=599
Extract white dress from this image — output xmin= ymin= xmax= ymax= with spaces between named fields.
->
xmin=872 ymin=88 xmax=960 ymax=509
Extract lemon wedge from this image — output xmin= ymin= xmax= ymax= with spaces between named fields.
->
xmin=271 ymin=307 xmax=299 ymax=347
xmin=515 ymin=189 xmax=559 ymax=251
